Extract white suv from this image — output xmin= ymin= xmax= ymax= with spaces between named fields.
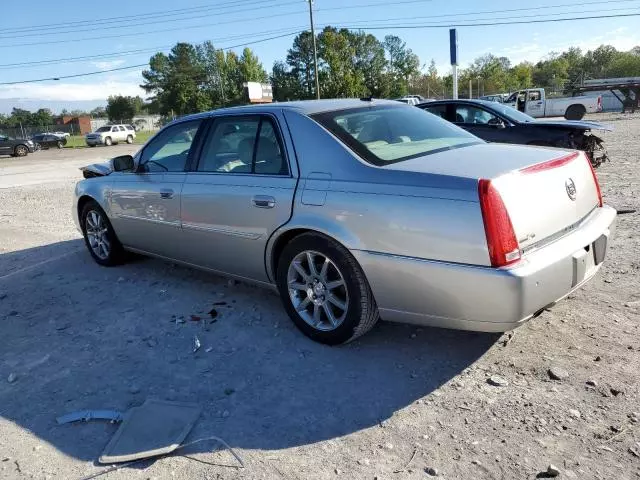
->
xmin=85 ymin=124 xmax=136 ymax=147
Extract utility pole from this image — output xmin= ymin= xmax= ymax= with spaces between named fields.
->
xmin=469 ymin=79 xmax=472 ymax=99
xmin=308 ymin=0 xmax=320 ymax=99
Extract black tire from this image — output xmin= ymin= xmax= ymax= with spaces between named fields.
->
xmin=88 ymin=144 xmax=96 ymax=147
xmin=565 ymin=104 xmax=586 ymax=120
xmin=57 ymin=140 xmax=64 ymax=149
xmin=34 ymin=143 xmax=42 ymax=151
xmin=104 ymin=137 xmax=112 ymax=146
xmin=14 ymin=145 xmax=28 ymax=157
xmin=276 ymin=233 xmax=379 ymax=345
xmin=80 ymin=200 xmax=126 ymax=267
xmin=126 ymin=135 xmax=134 ymax=144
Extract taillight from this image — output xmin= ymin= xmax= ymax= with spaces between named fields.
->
xmin=478 ymin=179 xmax=521 ymax=268
xmin=586 ymin=155 xmax=603 ymax=207
xmin=519 ymin=151 xmax=579 ymax=174
xmin=597 ymin=96 xmax=602 ymax=111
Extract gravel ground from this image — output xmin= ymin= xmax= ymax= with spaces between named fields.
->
xmin=0 ymin=113 xmax=638 ymax=480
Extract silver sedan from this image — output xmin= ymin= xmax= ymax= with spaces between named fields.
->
xmin=74 ymin=99 xmax=616 ymax=344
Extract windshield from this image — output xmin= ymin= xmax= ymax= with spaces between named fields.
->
xmin=312 ymin=105 xmax=481 ymax=166
xmin=95 ymin=126 xmax=111 ymax=132
xmin=489 ymin=103 xmax=534 ymax=123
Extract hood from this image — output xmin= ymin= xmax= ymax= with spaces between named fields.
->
xmin=80 ymin=161 xmax=112 ymax=178
xmin=528 ymin=119 xmax=612 ymax=131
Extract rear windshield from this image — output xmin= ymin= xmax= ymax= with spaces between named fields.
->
xmin=312 ymin=105 xmax=481 ymax=166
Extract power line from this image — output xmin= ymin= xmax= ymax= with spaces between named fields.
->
xmin=0 ymin=0 xmax=304 ymax=40
xmin=344 ymin=6 xmax=640 ymax=27
xmin=0 ymin=31 xmax=303 ymax=85
xmin=346 ymin=12 xmax=640 ymax=29
xmin=339 ymin=0 xmax=640 ymax=24
xmin=1 ymin=0 xmax=282 ymax=33
xmin=0 ymin=27 xmax=299 ymax=70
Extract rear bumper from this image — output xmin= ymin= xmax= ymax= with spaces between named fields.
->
xmin=353 ymin=205 xmax=617 ymax=332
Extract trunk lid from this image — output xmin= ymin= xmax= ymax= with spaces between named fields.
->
xmin=492 ymin=151 xmax=600 ymax=250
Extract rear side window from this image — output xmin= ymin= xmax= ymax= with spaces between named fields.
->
xmin=423 ymin=104 xmax=448 ymax=120
xmin=312 ymin=105 xmax=481 ymax=166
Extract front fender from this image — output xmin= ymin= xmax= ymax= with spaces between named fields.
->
xmin=73 ymin=178 xmax=113 ymax=230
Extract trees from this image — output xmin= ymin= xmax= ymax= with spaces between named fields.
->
xmin=141 ymin=41 xmax=268 ymax=116
xmin=383 ymin=35 xmax=420 ymax=97
xmin=106 ymin=95 xmax=139 ymax=122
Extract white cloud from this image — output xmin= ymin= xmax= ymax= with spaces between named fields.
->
xmin=491 ymin=28 xmax=640 ymax=65
xmin=91 ymin=59 xmax=126 ymax=70
xmin=0 ymin=79 xmax=146 ymax=102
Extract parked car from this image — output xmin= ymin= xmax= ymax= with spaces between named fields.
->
xmin=0 ymin=134 xmax=35 ymax=157
xmin=504 ymin=88 xmax=602 ymax=120
xmin=31 ymin=133 xmax=67 ymax=149
xmin=418 ymin=99 xmax=610 ymax=167
xmin=74 ymin=99 xmax=616 ymax=345
xmin=85 ymin=124 xmax=136 ymax=147
xmin=480 ymin=94 xmax=507 ymax=103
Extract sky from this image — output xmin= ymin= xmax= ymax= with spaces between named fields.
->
xmin=1 ymin=0 xmax=639 ymax=113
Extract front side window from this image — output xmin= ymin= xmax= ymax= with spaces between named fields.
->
xmin=197 ymin=116 xmax=287 ymax=175
xmin=139 ymin=120 xmax=202 ymax=173
xmin=455 ymin=106 xmax=498 ymax=125
xmin=312 ymin=105 xmax=481 ymax=166
xmin=96 ymin=126 xmax=111 ymax=132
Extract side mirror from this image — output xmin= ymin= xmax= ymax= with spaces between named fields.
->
xmin=112 ymin=155 xmax=134 ymax=172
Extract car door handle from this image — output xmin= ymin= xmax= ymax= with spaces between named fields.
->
xmin=252 ymin=195 xmax=276 ymax=208
xmin=160 ymin=189 xmax=174 ymax=199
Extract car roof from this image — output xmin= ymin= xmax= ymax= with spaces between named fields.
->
xmin=418 ymin=98 xmax=500 ymax=109
xmin=179 ymin=98 xmax=404 ymax=121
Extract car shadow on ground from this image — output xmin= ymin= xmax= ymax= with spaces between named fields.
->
xmin=0 ymin=240 xmax=499 ymax=464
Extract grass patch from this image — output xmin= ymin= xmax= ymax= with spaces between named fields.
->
xmin=64 ymin=131 xmax=155 ymax=148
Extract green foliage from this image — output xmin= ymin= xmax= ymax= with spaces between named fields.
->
xmin=141 ymin=41 xmax=268 ymax=115
xmin=0 ymin=107 xmax=53 ymax=127
xmin=105 ymin=95 xmax=143 ymax=122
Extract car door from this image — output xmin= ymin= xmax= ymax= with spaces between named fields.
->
xmin=180 ymin=113 xmax=297 ymax=282
xmin=525 ymin=90 xmax=544 ymax=117
xmin=117 ymin=125 xmax=127 ymax=141
xmin=452 ymin=104 xmax=514 ymax=143
xmin=109 ymin=119 xmax=205 ymax=259
xmin=0 ymin=135 xmax=10 ymax=155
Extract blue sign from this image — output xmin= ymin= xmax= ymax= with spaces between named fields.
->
xmin=449 ymin=29 xmax=458 ymax=66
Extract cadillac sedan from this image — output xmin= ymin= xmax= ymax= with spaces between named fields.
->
xmin=74 ymin=99 xmax=616 ymax=345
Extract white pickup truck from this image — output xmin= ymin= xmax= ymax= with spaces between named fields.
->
xmin=505 ymin=88 xmax=602 ymax=120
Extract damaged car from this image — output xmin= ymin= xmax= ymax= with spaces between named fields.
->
xmin=74 ymin=99 xmax=616 ymax=345
xmin=418 ymin=99 xmax=610 ymax=167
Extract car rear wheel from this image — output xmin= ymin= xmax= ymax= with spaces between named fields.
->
xmin=57 ymin=140 xmax=64 ymax=149
xmin=565 ymin=104 xmax=586 ymax=120
xmin=34 ymin=143 xmax=42 ymax=151
xmin=81 ymin=201 xmax=125 ymax=266
xmin=276 ymin=233 xmax=379 ymax=345
xmin=126 ymin=135 xmax=134 ymax=144
xmin=14 ymin=145 xmax=28 ymax=157
xmin=104 ymin=137 xmax=112 ymax=146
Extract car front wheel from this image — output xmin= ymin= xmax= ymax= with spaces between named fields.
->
xmin=276 ymin=233 xmax=379 ymax=345
xmin=57 ymin=140 xmax=64 ymax=149
xmin=104 ymin=137 xmax=112 ymax=146
xmin=81 ymin=201 xmax=125 ymax=266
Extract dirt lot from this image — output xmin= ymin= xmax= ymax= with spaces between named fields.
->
xmin=1 ymin=113 xmax=638 ymax=480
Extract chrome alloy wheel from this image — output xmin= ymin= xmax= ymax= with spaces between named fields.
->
xmin=85 ymin=210 xmax=110 ymax=260
xmin=286 ymin=250 xmax=349 ymax=331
